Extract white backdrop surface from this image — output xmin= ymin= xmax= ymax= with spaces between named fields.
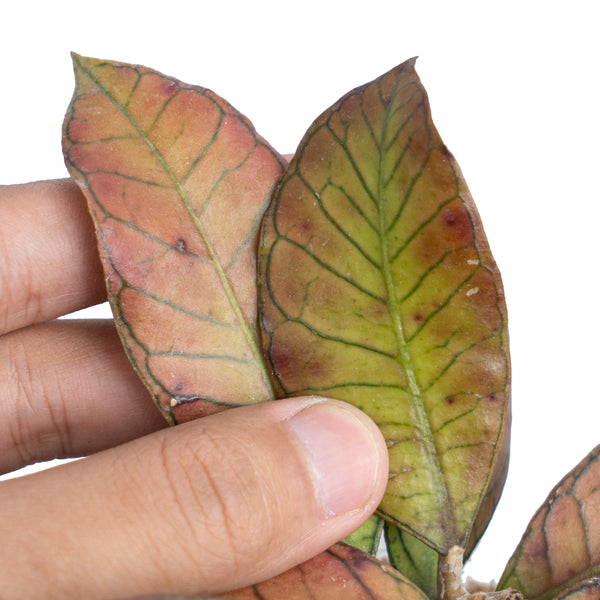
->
xmin=1 ymin=0 xmax=599 ymax=584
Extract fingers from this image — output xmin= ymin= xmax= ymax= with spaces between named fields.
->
xmin=0 ymin=180 xmax=105 ymax=335
xmin=0 ymin=319 xmax=167 ymax=475
xmin=0 ymin=397 xmax=389 ymax=599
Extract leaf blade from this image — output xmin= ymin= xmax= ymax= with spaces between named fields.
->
xmin=220 ymin=543 xmax=430 ymax=600
xmin=554 ymin=578 xmax=600 ymax=600
xmin=464 ymin=401 xmax=511 ymax=558
xmin=344 ymin=514 xmax=385 ymax=555
xmin=63 ymin=55 xmax=283 ymax=422
xmin=498 ymin=446 xmax=600 ymax=600
xmin=385 ymin=522 xmax=439 ymax=600
xmin=259 ymin=58 xmax=510 ymax=553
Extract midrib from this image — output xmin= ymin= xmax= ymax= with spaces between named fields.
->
xmin=78 ymin=57 xmax=274 ymax=400
xmin=377 ymin=87 xmax=455 ymax=541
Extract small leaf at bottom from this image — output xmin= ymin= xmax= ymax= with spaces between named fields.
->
xmin=386 ymin=522 xmax=439 ymax=600
xmin=498 ymin=445 xmax=600 ymax=600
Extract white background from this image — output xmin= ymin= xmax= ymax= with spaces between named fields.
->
xmin=1 ymin=0 xmax=599 ymax=585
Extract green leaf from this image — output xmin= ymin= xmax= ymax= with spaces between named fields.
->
xmin=258 ymin=57 xmax=510 ymax=554
xmin=498 ymin=445 xmax=600 ymax=600
xmin=219 ymin=543 xmax=430 ymax=599
xmin=344 ymin=514 xmax=385 ymax=555
xmin=385 ymin=522 xmax=439 ymax=600
xmin=63 ymin=54 xmax=283 ymax=423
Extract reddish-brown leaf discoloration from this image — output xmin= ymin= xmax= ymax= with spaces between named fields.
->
xmin=499 ymin=446 xmax=600 ymax=600
xmin=220 ymin=543 xmax=429 ymax=600
xmin=63 ymin=54 xmax=283 ymax=423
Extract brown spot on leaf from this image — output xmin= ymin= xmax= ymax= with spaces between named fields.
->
xmin=175 ymin=238 xmax=187 ymax=252
xmin=299 ymin=218 xmax=312 ymax=235
xmin=159 ymin=77 xmax=179 ymax=97
xmin=440 ymin=143 xmax=454 ymax=160
xmin=269 ymin=338 xmax=299 ymax=385
xmin=441 ymin=203 xmax=474 ymax=246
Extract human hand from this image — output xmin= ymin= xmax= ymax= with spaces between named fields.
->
xmin=0 ymin=180 xmax=388 ymax=599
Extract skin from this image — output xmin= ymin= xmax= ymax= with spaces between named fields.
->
xmin=0 ymin=179 xmax=389 ymax=600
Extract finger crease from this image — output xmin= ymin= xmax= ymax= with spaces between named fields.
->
xmin=4 ymin=336 xmax=71 ymax=466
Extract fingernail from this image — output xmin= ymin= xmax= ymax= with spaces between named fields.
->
xmin=284 ymin=399 xmax=385 ymax=518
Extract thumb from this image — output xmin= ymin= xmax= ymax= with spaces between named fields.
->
xmin=0 ymin=397 xmax=388 ymax=599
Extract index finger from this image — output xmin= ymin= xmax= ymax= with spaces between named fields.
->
xmin=0 ymin=179 xmax=106 ymax=334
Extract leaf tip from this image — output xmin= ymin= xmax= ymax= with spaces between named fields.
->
xmin=69 ymin=51 xmax=83 ymax=67
xmin=405 ymin=55 xmax=419 ymax=72
xmin=69 ymin=52 xmax=99 ymax=74
xmin=69 ymin=52 xmax=87 ymax=79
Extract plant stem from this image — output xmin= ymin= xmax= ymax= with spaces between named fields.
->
xmin=438 ymin=545 xmax=526 ymax=600
xmin=438 ymin=546 xmax=468 ymax=600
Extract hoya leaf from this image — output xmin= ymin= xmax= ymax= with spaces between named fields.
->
xmin=465 ymin=401 xmax=511 ymax=558
xmin=219 ymin=543 xmax=430 ymax=599
xmin=385 ymin=522 xmax=439 ymax=600
xmin=553 ymin=578 xmax=600 ymax=600
xmin=344 ymin=514 xmax=385 ymax=555
xmin=63 ymin=54 xmax=283 ymax=423
xmin=498 ymin=445 xmax=600 ymax=600
xmin=259 ymin=58 xmax=510 ymax=553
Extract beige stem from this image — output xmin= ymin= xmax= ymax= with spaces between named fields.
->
xmin=438 ymin=546 xmax=525 ymax=600
xmin=439 ymin=546 xmax=469 ymax=600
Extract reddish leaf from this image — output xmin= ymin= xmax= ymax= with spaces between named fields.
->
xmin=498 ymin=445 xmax=600 ymax=600
xmin=63 ymin=55 xmax=283 ymax=423
xmin=219 ymin=543 xmax=430 ymax=599
xmin=258 ymin=58 xmax=510 ymax=553
xmin=554 ymin=578 xmax=600 ymax=600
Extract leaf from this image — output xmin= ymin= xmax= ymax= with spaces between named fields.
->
xmin=553 ymin=578 xmax=600 ymax=600
xmin=465 ymin=398 xmax=511 ymax=558
xmin=63 ymin=54 xmax=283 ymax=423
xmin=385 ymin=522 xmax=439 ymax=600
xmin=498 ymin=445 xmax=600 ymax=600
xmin=258 ymin=57 xmax=510 ymax=553
xmin=344 ymin=514 xmax=385 ymax=555
xmin=219 ymin=542 xmax=430 ymax=599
